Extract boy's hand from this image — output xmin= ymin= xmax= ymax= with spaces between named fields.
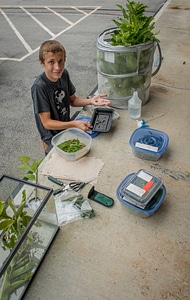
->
xmin=72 ymin=120 xmax=92 ymax=132
xmin=90 ymin=94 xmax=111 ymax=106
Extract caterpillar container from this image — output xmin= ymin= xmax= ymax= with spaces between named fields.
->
xmin=96 ymin=28 xmax=162 ymax=109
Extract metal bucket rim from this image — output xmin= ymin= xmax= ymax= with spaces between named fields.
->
xmin=97 ymin=27 xmax=155 ymax=51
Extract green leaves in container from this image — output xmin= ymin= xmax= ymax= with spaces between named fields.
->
xmin=111 ymin=1 xmax=160 ymax=46
xmin=139 ymin=47 xmax=153 ymax=71
xmin=97 ymin=49 xmax=138 ymax=75
xmin=58 ymin=139 xmax=85 ymax=153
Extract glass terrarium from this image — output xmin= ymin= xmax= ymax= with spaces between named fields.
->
xmin=0 ymin=175 xmax=59 ymax=300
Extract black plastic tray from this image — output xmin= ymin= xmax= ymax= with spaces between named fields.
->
xmin=91 ymin=107 xmax=114 ymax=132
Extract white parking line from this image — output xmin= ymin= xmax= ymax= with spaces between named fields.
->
xmin=20 ymin=6 xmax=55 ymax=37
xmin=0 ymin=7 xmax=33 ymax=53
xmin=0 ymin=5 xmax=101 ymax=62
xmin=45 ymin=6 xmax=74 ymax=25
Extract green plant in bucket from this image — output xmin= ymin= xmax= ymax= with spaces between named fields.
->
xmin=97 ymin=1 xmax=160 ymax=100
xmin=111 ymin=0 xmax=159 ymax=46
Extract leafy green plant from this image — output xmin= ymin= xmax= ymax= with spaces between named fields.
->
xmin=97 ymin=1 xmax=160 ymax=100
xmin=18 ymin=156 xmax=43 ymax=202
xmin=111 ymin=0 xmax=160 ymax=46
xmin=0 ymin=190 xmax=32 ymax=250
xmin=18 ymin=156 xmax=43 ymax=185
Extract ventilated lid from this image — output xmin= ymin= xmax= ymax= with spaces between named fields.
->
xmin=117 ymin=169 xmax=163 ymax=208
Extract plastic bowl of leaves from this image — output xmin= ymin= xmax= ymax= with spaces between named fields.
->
xmin=52 ymin=128 xmax=92 ymax=161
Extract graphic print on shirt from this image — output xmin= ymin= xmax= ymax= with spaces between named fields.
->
xmin=54 ymin=89 xmax=67 ymax=116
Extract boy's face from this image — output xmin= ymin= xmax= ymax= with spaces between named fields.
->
xmin=40 ymin=51 xmax=65 ymax=82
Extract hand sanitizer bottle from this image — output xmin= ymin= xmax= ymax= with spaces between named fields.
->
xmin=128 ymin=91 xmax=142 ymax=119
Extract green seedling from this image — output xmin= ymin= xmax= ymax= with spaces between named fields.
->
xmin=18 ymin=156 xmax=43 ymax=185
xmin=18 ymin=156 xmax=43 ymax=202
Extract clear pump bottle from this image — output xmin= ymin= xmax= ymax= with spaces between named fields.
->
xmin=128 ymin=91 xmax=142 ymax=119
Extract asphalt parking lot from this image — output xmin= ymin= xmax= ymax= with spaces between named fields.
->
xmin=0 ymin=0 xmax=167 ymax=179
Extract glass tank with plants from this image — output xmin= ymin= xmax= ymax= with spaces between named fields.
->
xmin=0 ymin=175 xmax=59 ymax=300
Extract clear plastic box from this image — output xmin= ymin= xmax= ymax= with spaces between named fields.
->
xmin=51 ymin=128 xmax=92 ymax=161
xmin=129 ymin=127 xmax=169 ymax=161
xmin=116 ymin=169 xmax=164 ymax=209
xmin=116 ymin=173 xmax=166 ymax=217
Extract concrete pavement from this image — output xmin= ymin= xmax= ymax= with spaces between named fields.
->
xmin=23 ymin=1 xmax=190 ymax=300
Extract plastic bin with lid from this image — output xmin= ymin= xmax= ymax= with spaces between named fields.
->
xmin=129 ymin=127 xmax=169 ymax=161
xmin=51 ymin=128 xmax=92 ymax=161
xmin=116 ymin=169 xmax=163 ymax=209
xmin=116 ymin=172 xmax=166 ymax=217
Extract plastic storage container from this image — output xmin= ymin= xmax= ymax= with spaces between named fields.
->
xmin=116 ymin=169 xmax=163 ymax=209
xmin=75 ymin=116 xmax=100 ymax=138
xmin=129 ymin=127 xmax=169 ymax=161
xmin=116 ymin=172 xmax=166 ymax=217
xmin=51 ymin=128 xmax=92 ymax=161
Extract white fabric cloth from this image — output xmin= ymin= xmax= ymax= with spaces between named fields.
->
xmin=40 ymin=152 xmax=105 ymax=182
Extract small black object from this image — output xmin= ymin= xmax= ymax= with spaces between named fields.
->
xmin=88 ymin=186 xmax=114 ymax=207
xmin=91 ymin=107 xmax=114 ymax=132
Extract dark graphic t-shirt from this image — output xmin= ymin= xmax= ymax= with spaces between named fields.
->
xmin=31 ymin=69 xmax=76 ymax=145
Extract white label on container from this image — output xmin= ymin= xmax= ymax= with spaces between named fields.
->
xmin=126 ymin=183 xmax=145 ymax=197
xmin=137 ymin=170 xmax=152 ymax=182
xmin=104 ymin=52 xmax=115 ymax=63
xmin=135 ymin=142 xmax=158 ymax=152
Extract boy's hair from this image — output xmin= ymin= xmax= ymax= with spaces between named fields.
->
xmin=39 ymin=40 xmax=66 ymax=62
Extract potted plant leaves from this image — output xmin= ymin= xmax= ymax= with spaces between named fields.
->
xmin=96 ymin=0 xmax=162 ymax=109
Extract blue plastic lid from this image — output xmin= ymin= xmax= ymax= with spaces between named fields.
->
xmin=76 ymin=116 xmax=100 ymax=138
xmin=129 ymin=127 xmax=169 ymax=155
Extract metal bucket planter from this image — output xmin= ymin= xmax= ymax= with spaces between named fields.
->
xmin=97 ymin=28 xmax=162 ymax=109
